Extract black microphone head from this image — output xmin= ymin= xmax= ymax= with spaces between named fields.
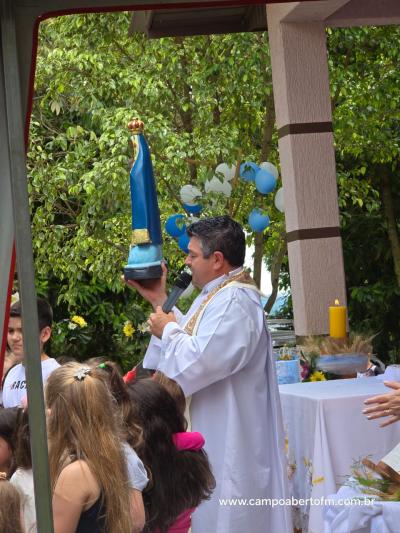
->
xmin=174 ymin=270 xmax=192 ymax=290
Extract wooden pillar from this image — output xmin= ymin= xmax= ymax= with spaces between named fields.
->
xmin=267 ymin=5 xmax=347 ymax=336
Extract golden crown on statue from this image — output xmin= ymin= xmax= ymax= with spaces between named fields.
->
xmin=128 ymin=118 xmax=145 ymax=133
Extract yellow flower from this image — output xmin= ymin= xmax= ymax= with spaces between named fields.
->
xmin=123 ymin=321 xmax=135 ymax=338
xmin=310 ymin=370 xmax=326 ymax=382
xmin=71 ymin=315 xmax=87 ymax=328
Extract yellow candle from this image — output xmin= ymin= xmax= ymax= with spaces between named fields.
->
xmin=329 ymin=299 xmax=347 ymax=338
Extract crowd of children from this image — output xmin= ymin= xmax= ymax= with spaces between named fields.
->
xmin=0 ymin=298 xmax=215 ymax=532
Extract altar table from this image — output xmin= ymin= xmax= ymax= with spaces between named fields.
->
xmin=279 ymin=378 xmax=400 ymax=532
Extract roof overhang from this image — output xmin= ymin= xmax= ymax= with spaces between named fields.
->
xmin=129 ymin=0 xmax=400 ymax=38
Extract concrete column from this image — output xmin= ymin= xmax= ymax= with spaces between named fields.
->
xmin=267 ymin=5 xmax=347 ymax=336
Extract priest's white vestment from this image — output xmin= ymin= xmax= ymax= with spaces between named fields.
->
xmin=143 ymin=268 xmax=292 ymax=533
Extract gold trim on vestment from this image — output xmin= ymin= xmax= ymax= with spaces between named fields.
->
xmin=184 ymin=270 xmax=257 ymax=336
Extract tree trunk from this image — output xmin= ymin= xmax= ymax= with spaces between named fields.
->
xmin=264 ymin=234 xmax=287 ymax=314
xmin=381 ymin=168 xmax=400 ymax=287
xmin=253 ymin=92 xmax=276 ymax=291
xmin=253 ymin=231 xmax=264 ymax=288
xmin=261 ymin=93 xmax=275 ymax=161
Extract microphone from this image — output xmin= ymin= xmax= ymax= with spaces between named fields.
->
xmin=162 ymin=269 xmax=192 ymax=313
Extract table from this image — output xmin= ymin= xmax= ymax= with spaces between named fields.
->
xmin=279 ymin=377 xmax=400 ymax=532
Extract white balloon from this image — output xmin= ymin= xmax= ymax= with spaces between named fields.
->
xmin=215 ymin=163 xmax=236 ymax=181
xmin=260 ymin=162 xmax=279 ymax=181
xmin=180 ymin=184 xmax=202 ymax=205
xmin=274 ymin=187 xmax=285 ymax=213
xmin=205 ymin=176 xmax=232 ymax=197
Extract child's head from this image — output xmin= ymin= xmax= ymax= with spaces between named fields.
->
xmin=46 ymin=362 xmax=132 ymax=533
xmin=0 ymin=478 xmax=24 ymax=533
xmin=46 ymin=362 xmax=122 ymax=465
xmin=14 ymin=408 xmax=31 ymax=471
xmin=89 ymin=358 xmax=143 ymax=450
xmin=152 ymin=371 xmax=186 ymax=417
xmin=8 ymin=298 xmax=53 ymax=361
xmin=0 ymin=407 xmax=20 ymax=475
xmin=128 ymin=378 xmax=186 ymax=439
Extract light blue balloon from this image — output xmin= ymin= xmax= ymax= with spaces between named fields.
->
xmin=165 ymin=214 xmax=186 ymax=237
xmin=178 ymin=232 xmax=190 ymax=253
xmin=255 ymin=169 xmax=277 ymax=194
xmin=248 ymin=208 xmax=270 ymax=232
xmin=183 ymin=203 xmax=202 ymax=214
xmin=240 ymin=161 xmax=259 ymax=182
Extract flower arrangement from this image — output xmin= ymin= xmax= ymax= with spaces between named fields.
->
xmin=298 ymin=332 xmax=376 ymax=380
xmin=309 ymin=370 xmax=326 ymax=382
xmin=301 ymin=333 xmax=374 ymax=357
xmin=298 ymin=350 xmax=326 ymax=382
xmin=349 ymin=458 xmax=400 ymax=501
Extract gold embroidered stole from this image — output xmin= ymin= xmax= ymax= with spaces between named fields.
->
xmin=182 ymin=270 xmax=260 ymax=430
xmin=183 ymin=270 xmax=259 ymax=336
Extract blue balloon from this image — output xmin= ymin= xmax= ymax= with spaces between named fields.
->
xmin=183 ymin=203 xmax=202 ymax=214
xmin=255 ymin=169 xmax=277 ymax=194
xmin=165 ymin=214 xmax=186 ymax=237
xmin=248 ymin=208 xmax=270 ymax=232
xmin=178 ymin=232 xmax=190 ymax=253
xmin=239 ymin=161 xmax=259 ymax=182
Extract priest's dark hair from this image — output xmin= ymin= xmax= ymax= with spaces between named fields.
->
xmin=187 ymin=215 xmax=245 ymax=267
xmin=127 ymin=379 xmax=215 ymax=533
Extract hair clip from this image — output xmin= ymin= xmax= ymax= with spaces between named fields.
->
xmin=98 ymin=363 xmax=107 ymax=369
xmin=74 ymin=366 xmax=91 ymax=381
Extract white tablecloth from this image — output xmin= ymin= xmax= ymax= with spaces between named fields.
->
xmin=324 ymin=484 xmax=400 ymax=533
xmin=279 ymin=378 xmax=400 ymax=532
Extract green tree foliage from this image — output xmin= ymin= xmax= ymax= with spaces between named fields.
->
xmin=28 ymin=12 xmax=283 ymax=365
xmin=328 ymin=26 xmax=400 ymax=362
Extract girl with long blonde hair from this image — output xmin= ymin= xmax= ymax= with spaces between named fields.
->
xmin=46 ymin=362 xmax=133 ymax=533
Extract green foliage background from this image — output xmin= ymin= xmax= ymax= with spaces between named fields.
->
xmin=27 ymin=13 xmax=400 ymax=366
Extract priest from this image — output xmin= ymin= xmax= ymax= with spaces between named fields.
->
xmin=126 ymin=215 xmax=292 ymax=533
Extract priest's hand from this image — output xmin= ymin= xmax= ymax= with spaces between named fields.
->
xmin=147 ymin=306 xmax=176 ymax=339
xmin=363 ymin=381 xmax=400 ymax=427
xmin=123 ymin=262 xmax=168 ymax=310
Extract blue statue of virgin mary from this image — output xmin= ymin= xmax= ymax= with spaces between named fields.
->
xmin=124 ymin=119 xmax=163 ymax=280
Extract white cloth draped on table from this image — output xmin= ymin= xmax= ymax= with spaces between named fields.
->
xmin=324 ymin=484 xmax=400 ymax=533
xmin=144 ymin=268 xmax=292 ymax=533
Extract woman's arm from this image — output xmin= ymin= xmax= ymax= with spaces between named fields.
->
xmin=130 ymin=489 xmax=145 ymax=532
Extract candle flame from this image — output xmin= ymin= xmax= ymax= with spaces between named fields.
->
xmin=334 ymin=299 xmax=340 ymax=305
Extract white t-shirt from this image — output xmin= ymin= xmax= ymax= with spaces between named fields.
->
xmin=123 ymin=442 xmax=148 ymax=491
xmin=10 ymin=468 xmax=36 ymax=533
xmin=2 ymin=358 xmax=60 ymax=408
